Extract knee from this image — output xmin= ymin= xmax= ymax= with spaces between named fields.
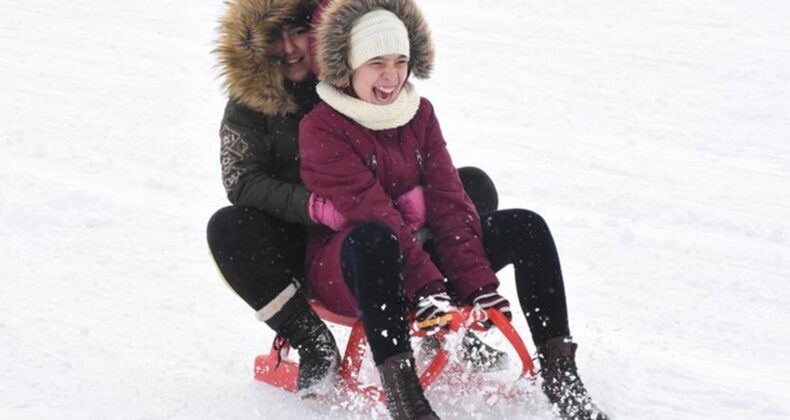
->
xmin=490 ymin=208 xmax=552 ymax=241
xmin=206 ymin=206 xmax=242 ymax=246
xmin=518 ymin=208 xmax=547 ymax=226
xmin=458 ymin=166 xmax=498 ymax=213
xmin=341 ymin=223 xmax=403 ymax=293
xmin=514 ymin=209 xmax=552 ymax=240
xmin=206 ymin=205 xmax=280 ymax=250
xmin=344 ymin=222 xmax=399 ymax=256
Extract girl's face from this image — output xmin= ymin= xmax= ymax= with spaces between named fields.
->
xmin=273 ymin=24 xmax=311 ymax=83
xmin=351 ymin=54 xmax=409 ymax=105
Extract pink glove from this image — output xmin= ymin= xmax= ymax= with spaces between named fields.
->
xmin=396 ymin=186 xmax=426 ymax=231
xmin=308 ymin=193 xmax=349 ymax=231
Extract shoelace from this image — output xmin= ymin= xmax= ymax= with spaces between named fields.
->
xmin=400 ymin=360 xmax=433 ymax=417
xmin=272 ymin=334 xmax=288 ymax=368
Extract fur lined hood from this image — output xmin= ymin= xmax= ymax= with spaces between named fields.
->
xmin=215 ymin=0 xmax=319 ymax=115
xmin=315 ymin=0 xmax=434 ymax=87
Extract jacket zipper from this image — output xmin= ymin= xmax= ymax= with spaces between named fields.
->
xmin=367 ymin=154 xmax=378 ymax=172
xmin=414 ymin=147 xmax=424 ymax=172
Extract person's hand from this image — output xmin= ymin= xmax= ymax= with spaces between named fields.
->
xmin=395 ymin=186 xmax=426 ymax=231
xmin=413 ymin=281 xmax=457 ymax=331
xmin=466 ymin=284 xmax=512 ymax=326
xmin=308 ymin=193 xmax=349 ymax=231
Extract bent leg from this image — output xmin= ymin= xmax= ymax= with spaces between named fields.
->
xmin=458 ymin=166 xmax=498 ymax=214
xmin=341 ymin=223 xmax=438 ymax=418
xmin=482 ymin=210 xmax=608 ymax=418
xmin=206 ymin=206 xmax=306 ymax=319
xmin=481 ymin=209 xmax=570 ymax=346
xmin=207 ymin=206 xmax=339 ymax=393
xmin=340 ymin=222 xmax=412 ymax=365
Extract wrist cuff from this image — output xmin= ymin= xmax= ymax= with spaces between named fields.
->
xmin=416 ymin=280 xmax=446 ymax=299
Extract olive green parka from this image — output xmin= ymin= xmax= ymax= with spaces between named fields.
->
xmin=215 ymin=0 xmax=320 ymax=225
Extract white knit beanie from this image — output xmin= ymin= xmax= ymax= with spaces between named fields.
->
xmin=348 ymin=9 xmax=410 ymax=71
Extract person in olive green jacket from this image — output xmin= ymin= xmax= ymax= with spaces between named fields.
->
xmin=207 ymin=0 xmax=341 ymax=396
xmin=207 ymin=0 xmax=500 ymax=398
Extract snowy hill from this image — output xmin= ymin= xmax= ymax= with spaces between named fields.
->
xmin=1 ymin=0 xmax=788 ymax=418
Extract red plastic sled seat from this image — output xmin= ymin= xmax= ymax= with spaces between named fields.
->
xmin=254 ymin=299 xmax=536 ymax=404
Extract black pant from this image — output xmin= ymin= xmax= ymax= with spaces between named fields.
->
xmin=343 ymin=209 xmax=572 ymax=365
xmin=480 ymin=209 xmax=570 ymax=345
xmin=206 ymin=207 xmax=306 ymax=311
xmin=206 ymin=167 xmax=498 ymax=312
xmin=340 ymin=223 xmax=412 ymax=365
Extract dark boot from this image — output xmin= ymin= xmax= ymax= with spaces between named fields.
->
xmin=265 ymin=295 xmax=340 ymax=396
xmin=538 ymin=337 xmax=608 ymax=420
xmin=419 ymin=331 xmax=509 ymax=373
xmin=377 ymin=352 xmax=440 ymax=420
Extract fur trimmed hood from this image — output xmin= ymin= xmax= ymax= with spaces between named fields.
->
xmin=315 ymin=0 xmax=434 ymax=87
xmin=215 ymin=0 xmax=319 ymax=115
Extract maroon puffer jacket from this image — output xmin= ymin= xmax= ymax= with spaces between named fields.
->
xmin=299 ymin=97 xmax=498 ymax=316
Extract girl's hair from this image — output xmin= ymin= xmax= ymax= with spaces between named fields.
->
xmin=284 ymin=3 xmax=313 ymax=28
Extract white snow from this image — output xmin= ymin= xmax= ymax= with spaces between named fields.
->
xmin=2 ymin=0 xmax=789 ymax=418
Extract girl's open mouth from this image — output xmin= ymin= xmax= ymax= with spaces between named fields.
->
xmin=373 ymin=86 xmax=396 ymax=102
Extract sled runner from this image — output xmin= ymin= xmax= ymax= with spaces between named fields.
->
xmin=254 ymin=300 xmax=536 ymax=405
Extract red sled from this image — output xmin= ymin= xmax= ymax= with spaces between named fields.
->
xmin=254 ymin=300 xmax=537 ymax=406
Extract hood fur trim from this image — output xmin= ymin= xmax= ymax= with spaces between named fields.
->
xmin=215 ymin=0 xmax=318 ymax=115
xmin=316 ymin=0 xmax=434 ymax=87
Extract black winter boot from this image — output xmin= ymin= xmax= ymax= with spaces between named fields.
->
xmin=419 ymin=330 xmax=509 ymax=373
xmin=265 ymin=294 xmax=340 ymax=396
xmin=377 ymin=352 xmax=440 ymax=420
xmin=538 ymin=337 xmax=608 ymax=420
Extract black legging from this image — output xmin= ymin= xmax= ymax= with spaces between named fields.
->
xmin=207 ymin=207 xmax=306 ymax=311
xmin=480 ymin=209 xmax=570 ymax=345
xmin=342 ymin=210 xmax=572 ymax=365
xmin=340 ymin=223 xmax=412 ymax=365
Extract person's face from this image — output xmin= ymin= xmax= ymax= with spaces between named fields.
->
xmin=273 ymin=24 xmax=311 ymax=83
xmin=351 ymin=54 xmax=409 ymax=105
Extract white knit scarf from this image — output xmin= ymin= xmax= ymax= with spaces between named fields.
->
xmin=316 ymin=81 xmax=420 ymax=130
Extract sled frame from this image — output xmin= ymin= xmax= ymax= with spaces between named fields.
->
xmin=254 ymin=300 xmax=536 ymax=404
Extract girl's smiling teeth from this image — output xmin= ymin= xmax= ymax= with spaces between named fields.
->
xmin=283 ymin=56 xmax=302 ymax=65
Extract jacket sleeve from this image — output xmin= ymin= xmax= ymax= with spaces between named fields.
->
xmin=219 ymin=100 xmax=313 ymax=225
xmin=299 ymin=112 xmax=444 ymax=299
xmin=419 ymin=99 xmax=498 ymax=300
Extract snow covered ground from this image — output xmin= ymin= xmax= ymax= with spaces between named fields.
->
xmin=1 ymin=0 xmax=789 ymax=418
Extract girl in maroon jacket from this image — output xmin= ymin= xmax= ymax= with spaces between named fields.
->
xmin=300 ymin=1 xmax=608 ymax=419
